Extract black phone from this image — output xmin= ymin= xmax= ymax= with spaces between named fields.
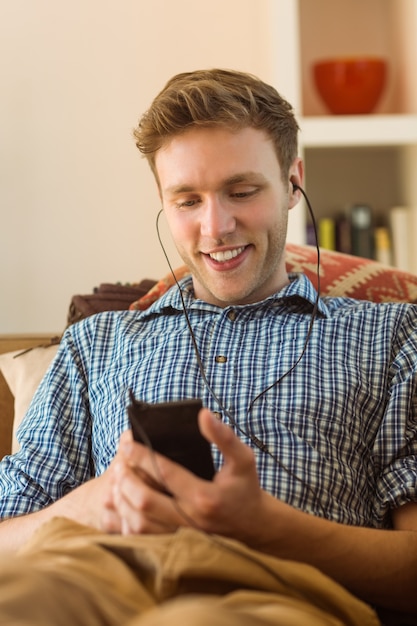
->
xmin=127 ymin=391 xmax=215 ymax=481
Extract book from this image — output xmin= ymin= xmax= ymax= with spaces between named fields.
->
xmin=349 ymin=204 xmax=374 ymax=259
xmin=408 ymin=207 xmax=417 ymax=275
xmin=389 ymin=206 xmax=411 ymax=271
xmin=335 ymin=212 xmax=352 ymax=254
xmin=306 ymin=222 xmax=318 ymax=247
xmin=318 ymin=218 xmax=336 ymax=250
xmin=374 ymin=226 xmax=392 ymax=266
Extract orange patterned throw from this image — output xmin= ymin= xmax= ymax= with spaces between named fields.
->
xmin=283 ymin=243 xmax=417 ymax=303
xmin=129 ymin=266 xmax=191 ymax=311
xmin=129 ymin=243 xmax=417 ymax=311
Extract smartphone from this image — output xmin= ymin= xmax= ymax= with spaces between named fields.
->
xmin=127 ymin=391 xmax=215 ymax=481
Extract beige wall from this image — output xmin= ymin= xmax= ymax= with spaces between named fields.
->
xmin=1 ymin=0 xmax=290 ymax=333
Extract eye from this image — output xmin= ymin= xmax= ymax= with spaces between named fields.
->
xmin=175 ymin=197 xmax=201 ymax=209
xmin=230 ymin=186 xmax=259 ymax=200
xmin=232 ymin=191 xmax=251 ymax=198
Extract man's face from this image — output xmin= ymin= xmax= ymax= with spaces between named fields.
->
xmin=155 ymin=126 xmax=301 ymax=307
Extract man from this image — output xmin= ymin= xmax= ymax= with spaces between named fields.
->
xmin=0 ymin=69 xmax=416 ymax=625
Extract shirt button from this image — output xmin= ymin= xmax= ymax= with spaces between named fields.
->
xmin=215 ymin=355 xmax=227 ymax=363
xmin=227 ymin=310 xmax=237 ymax=321
xmin=213 ymin=412 xmax=222 ymax=420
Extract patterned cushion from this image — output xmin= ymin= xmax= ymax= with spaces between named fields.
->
xmin=285 ymin=243 xmax=417 ymax=303
xmin=130 ymin=266 xmax=191 ymax=311
xmin=129 ymin=243 xmax=417 ymax=310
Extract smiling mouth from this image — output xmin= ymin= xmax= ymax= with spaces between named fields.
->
xmin=208 ymin=246 xmax=246 ymax=263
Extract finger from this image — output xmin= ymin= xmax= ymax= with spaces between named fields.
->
xmin=116 ymin=424 xmax=218 ymax=527
xmin=116 ymin=432 xmax=171 ymax=492
xmin=120 ymin=428 xmax=133 ymax=443
xmin=114 ymin=482 xmax=182 ymax=535
xmin=100 ymin=506 xmax=123 ymax=534
xmin=118 ymin=436 xmax=194 ymax=495
xmin=117 ymin=429 xmax=134 ymax=461
xmin=198 ymin=409 xmax=255 ymax=472
xmin=112 ymin=463 xmax=185 ymax=531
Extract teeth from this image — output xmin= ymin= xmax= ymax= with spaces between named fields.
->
xmin=209 ymin=247 xmax=245 ymax=262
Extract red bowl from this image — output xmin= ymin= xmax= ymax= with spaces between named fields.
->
xmin=313 ymin=57 xmax=387 ymax=114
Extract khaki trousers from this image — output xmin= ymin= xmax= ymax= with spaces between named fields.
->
xmin=0 ymin=517 xmax=380 ymax=626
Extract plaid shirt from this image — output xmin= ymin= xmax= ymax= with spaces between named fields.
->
xmin=1 ymin=274 xmax=417 ymax=527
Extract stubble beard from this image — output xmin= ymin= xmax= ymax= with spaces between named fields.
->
xmin=180 ymin=220 xmax=288 ymax=306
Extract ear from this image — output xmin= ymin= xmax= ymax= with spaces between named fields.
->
xmin=288 ymin=158 xmax=304 ymax=210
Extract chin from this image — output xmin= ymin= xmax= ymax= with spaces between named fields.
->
xmin=213 ymin=286 xmax=259 ymax=307
xmin=194 ymin=268 xmax=262 ymax=306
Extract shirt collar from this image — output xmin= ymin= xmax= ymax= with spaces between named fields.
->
xmin=141 ymin=272 xmax=330 ymax=318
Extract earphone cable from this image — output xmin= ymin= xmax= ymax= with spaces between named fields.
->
xmin=155 ymin=185 xmax=324 ymax=508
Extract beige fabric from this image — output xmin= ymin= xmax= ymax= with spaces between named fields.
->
xmin=0 ymin=517 xmax=380 ymax=626
xmin=0 ymin=345 xmax=58 ymax=453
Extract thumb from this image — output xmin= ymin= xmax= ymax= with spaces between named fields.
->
xmin=198 ymin=409 xmax=255 ymax=470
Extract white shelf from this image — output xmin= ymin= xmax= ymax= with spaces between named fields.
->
xmin=300 ymin=114 xmax=417 ymax=148
xmin=274 ymin=0 xmax=417 ymax=252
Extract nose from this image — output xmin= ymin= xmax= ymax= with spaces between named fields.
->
xmin=200 ymin=196 xmax=236 ymax=239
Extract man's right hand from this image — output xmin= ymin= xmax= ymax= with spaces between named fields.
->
xmin=0 ymin=442 xmax=127 ymax=552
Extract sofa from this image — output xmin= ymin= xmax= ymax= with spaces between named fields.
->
xmin=2 ymin=242 xmax=417 ymax=462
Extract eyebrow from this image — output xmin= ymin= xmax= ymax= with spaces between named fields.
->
xmin=164 ymin=172 xmax=267 ymax=195
xmin=164 ymin=184 xmax=195 ymax=195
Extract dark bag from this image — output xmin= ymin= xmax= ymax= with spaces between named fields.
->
xmin=67 ymin=279 xmax=156 ymax=326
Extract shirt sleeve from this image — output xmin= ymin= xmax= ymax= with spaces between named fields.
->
xmin=0 ymin=324 xmax=94 ymax=518
xmin=374 ymin=305 xmax=417 ymax=523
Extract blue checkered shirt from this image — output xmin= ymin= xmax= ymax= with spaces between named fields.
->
xmin=1 ymin=274 xmax=417 ymax=526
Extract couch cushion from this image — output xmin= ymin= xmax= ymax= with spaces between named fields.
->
xmin=0 ymin=345 xmax=59 ymax=454
xmin=284 ymin=243 xmax=417 ymax=302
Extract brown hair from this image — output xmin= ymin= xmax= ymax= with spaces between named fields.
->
xmin=134 ymin=68 xmax=299 ymax=181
